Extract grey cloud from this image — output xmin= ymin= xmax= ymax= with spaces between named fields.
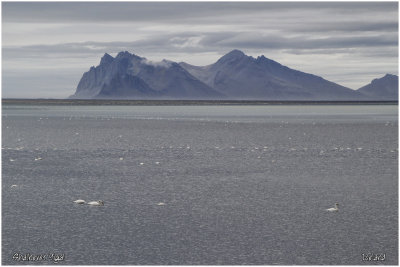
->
xmin=214 ymin=32 xmax=398 ymax=50
xmin=4 ymin=29 xmax=397 ymax=60
xmin=289 ymin=21 xmax=398 ymax=33
xmin=283 ymin=47 xmax=398 ymax=58
xmin=1 ymin=2 xmax=288 ymax=23
xmin=3 ymin=2 xmax=397 ymax=23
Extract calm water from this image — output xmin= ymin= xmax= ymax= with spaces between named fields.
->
xmin=2 ymin=104 xmax=398 ymax=265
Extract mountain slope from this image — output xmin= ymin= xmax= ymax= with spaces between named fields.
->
xmin=357 ymin=74 xmax=398 ymax=101
xmin=179 ymin=50 xmax=362 ymax=100
xmin=71 ymin=50 xmax=396 ymax=100
xmin=71 ymin=51 xmax=223 ymax=99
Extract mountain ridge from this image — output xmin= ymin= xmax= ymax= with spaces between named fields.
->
xmin=70 ymin=50 xmax=398 ymax=101
xmin=357 ymin=74 xmax=398 ymax=101
xmin=72 ymin=51 xmax=222 ymax=99
xmin=179 ymin=50 xmax=363 ymax=100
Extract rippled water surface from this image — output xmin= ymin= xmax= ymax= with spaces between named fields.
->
xmin=2 ymin=104 xmax=398 ymax=264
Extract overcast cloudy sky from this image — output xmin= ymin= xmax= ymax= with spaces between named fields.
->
xmin=2 ymin=2 xmax=398 ymax=98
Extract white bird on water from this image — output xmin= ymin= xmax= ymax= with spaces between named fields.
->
xmin=73 ymin=199 xmax=86 ymax=204
xmin=326 ymin=203 xmax=339 ymax=212
xmin=87 ymin=200 xmax=104 ymax=206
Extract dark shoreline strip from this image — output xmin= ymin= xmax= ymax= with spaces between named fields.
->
xmin=2 ymin=99 xmax=398 ymax=106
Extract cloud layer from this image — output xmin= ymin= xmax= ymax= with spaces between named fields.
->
xmin=2 ymin=2 xmax=398 ymax=98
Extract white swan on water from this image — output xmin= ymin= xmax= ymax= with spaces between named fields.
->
xmin=87 ymin=200 xmax=104 ymax=206
xmin=326 ymin=203 xmax=339 ymax=212
xmin=73 ymin=199 xmax=85 ymax=204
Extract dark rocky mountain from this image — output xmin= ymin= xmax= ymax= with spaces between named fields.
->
xmin=71 ymin=51 xmax=222 ymax=99
xmin=180 ymin=50 xmax=362 ymax=100
xmin=71 ymin=50 xmax=397 ymax=101
xmin=357 ymin=74 xmax=398 ymax=101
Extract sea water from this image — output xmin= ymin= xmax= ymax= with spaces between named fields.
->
xmin=2 ymin=104 xmax=398 ymax=264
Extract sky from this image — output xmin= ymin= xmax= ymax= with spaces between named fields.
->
xmin=2 ymin=1 xmax=398 ymax=98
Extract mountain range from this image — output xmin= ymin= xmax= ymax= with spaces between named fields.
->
xmin=70 ymin=50 xmax=398 ymax=101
